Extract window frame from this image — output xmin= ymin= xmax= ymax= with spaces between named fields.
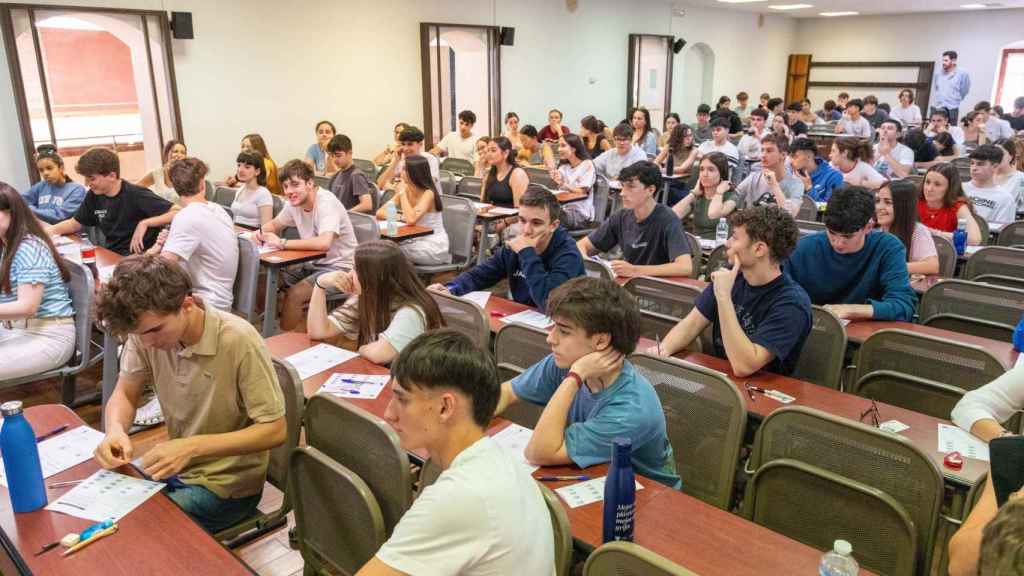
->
xmin=995 ymin=48 xmax=1024 ymax=110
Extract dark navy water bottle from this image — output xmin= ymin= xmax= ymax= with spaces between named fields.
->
xmin=602 ymin=438 xmax=636 ymax=543
xmin=1013 ymin=312 xmax=1024 ymax=353
xmin=0 ymin=401 xmax=47 ymax=512
xmin=953 ymin=218 xmax=967 ymax=256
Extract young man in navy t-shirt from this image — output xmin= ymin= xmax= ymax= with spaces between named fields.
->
xmin=652 ymin=205 xmax=812 ymax=377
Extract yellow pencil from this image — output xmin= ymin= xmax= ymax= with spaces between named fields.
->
xmin=62 ymin=524 xmax=118 ymax=557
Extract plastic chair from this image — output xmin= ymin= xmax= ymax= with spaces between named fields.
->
xmin=439 ymin=157 xmax=473 ymax=176
xmin=414 ymin=195 xmax=477 ymax=276
xmin=348 ymin=210 xmax=381 ymax=244
xmin=703 ymin=244 xmax=728 ymax=281
xmin=214 ymin=185 xmax=237 ymax=208
xmin=631 ymin=353 xmax=746 ymax=510
xmin=271 ymin=195 xmax=283 ymax=217
xmin=429 ymin=290 xmax=490 ymax=347
xmin=623 ymin=276 xmax=703 ymax=322
xmin=353 ymin=158 xmax=378 ymax=182
xmin=964 ymin=246 xmax=1024 ymax=289
xmin=918 ymin=279 xmax=1024 ymax=342
xmin=290 ymin=446 xmax=385 ymax=575
xmin=791 ymin=305 xmax=846 ymax=390
xmin=304 ymin=394 xmax=412 ymax=535
xmin=313 ymin=175 xmax=331 ymax=190
xmin=583 ymin=541 xmax=699 ymax=576
xmin=568 ymin=178 xmax=610 ymax=239
xmin=972 ymin=212 xmax=991 ymax=246
xmin=538 ymin=483 xmax=573 ymax=576
xmin=583 ymin=258 xmax=614 ymax=282
xmin=744 ymin=406 xmax=944 ymax=576
xmin=996 ymin=220 xmax=1024 ymax=247
xmin=232 ymin=236 xmax=259 ymax=323
xmin=683 ymin=232 xmax=702 ymax=278
xmin=932 ymin=234 xmax=956 ymax=278
xmin=456 ymin=176 xmax=483 ymax=200
xmin=795 ymin=219 xmax=826 ymax=238
xmin=439 ymin=169 xmax=458 ymax=196
xmin=214 ymin=358 xmax=305 ymax=545
xmin=493 ymin=323 xmax=549 ymax=427
xmin=524 ymin=166 xmax=559 ymax=190
xmin=796 ymin=195 xmax=818 ymax=221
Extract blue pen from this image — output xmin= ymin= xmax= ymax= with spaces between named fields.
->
xmin=537 ymin=475 xmax=590 ymax=482
xmin=79 ymin=519 xmax=114 ymax=542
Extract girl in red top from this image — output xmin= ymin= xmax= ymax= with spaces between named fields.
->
xmin=916 ymin=162 xmax=982 ymax=245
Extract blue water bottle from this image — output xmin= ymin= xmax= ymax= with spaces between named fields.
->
xmin=0 ymin=401 xmax=47 ymax=512
xmin=953 ymin=218 xmax=968 ymax=256
xmin=1013 ymin=312 xmax=1024 ymax=353
xmin=602 ymin=438 xmax=636 ymax=543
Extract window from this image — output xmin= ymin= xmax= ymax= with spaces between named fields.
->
xmin=627 ymin=34 xmax=674 ymax=131
xmin=995 ymin=48 xmax=1024 ymax=112
xmin=420 ymin=23 xmax=501 ymax=147
xmin=1 ymin=5 xmax=182 ymax=182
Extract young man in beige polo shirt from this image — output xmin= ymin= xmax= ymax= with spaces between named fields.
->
xmin=93 ymin=255 xmax=286 ymax=533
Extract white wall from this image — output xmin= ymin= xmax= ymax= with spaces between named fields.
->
xmin=794 ymin=8 xmax=1024 ymax=114
xmin=0 ymin=0 xmax=798 ymax=190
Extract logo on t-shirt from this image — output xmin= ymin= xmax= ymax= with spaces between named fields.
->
xmin=970 ymin=195 xmax=996 ymax=211
xmin=95 ymin=209 xmax=108 ymax=220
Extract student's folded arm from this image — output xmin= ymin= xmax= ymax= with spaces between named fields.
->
xmin=356 ymin=557 xmax=409 ymax=576
xmin=576 ymin=236 xmax=596 ymax=256
xmin=634 ymin=253 xmax=691 ymax=278
xmin=906 ymin=255 xmax=939 ymax=276
xmin=286 ymin=231 xmax=336 ymax=252
xmin=359 ymin=338 xmax=399 ymax=366
xmin=951 ymin=369 xmax=1024 ymax=441
xmin=519 ymin=247 xmax=578 ymax=313
xmin=659 ymin=307 xmax=710 ymax=357
xmin=307 ymin=285 xmax=343 ymax=341
xmin=869 ymin=242 xmax=917 ymax=322
xmin=716 ymin=297 xmax=776 ymax=377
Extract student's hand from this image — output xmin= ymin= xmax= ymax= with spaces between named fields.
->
xmin=823 ymin=304 xmax=856 ymax=320
xmin=261 ymin=232 xmax=284 ymax=249
xmin=715 ymin=180 xmax=731 ymax=196
xmin=690 ymin=185 xmax=705 ymax=198
xmin=130 ymin=222 xmax=150 ymax=254
xmin=570 ymin=348 xmax=624 ymax=383
xmin=797 ymin=169 xmax=812 ymax=192
xmin=609 ymin=260 xmax=638 ymax=277
xmin=320 ymin=270 xmax=355 ymax=294
xmin=142 ymin=438 xmax=197 ymax=481
xmin=877 ymin=139 xmax=892 ymax=157
xmin=508 ymin=232 xmax=540 ymax=253
xmin=711 ymin=255 xmax=740 ymax=301
xmin=551 ymin=170 xmax=563 ymax=185
xmin=427 ymin=283 xmax=450 ymax=294
xmin=94 ymin=429 xmax=134 ymax=469
xmin=225 ymin=175 xmax=239 ymax=187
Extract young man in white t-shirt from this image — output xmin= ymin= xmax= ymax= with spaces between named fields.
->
xmin=148 ymin=158 xmax=239 ymax=311
xmin=430 ymin=109 xmax=479 ymax=163
xmin=738 ymin=108 xmax=769 ymax=166
xmin=962 ymin=145 xmax=1017 ymax=227
xmin=357 ymin=330 xmax=555 ymax=576
xmin=835 ymin=98 xmax=873 ymax=139
xmin=974 ymin=101 xmax=1014 ymax=142
xmin=377 ymin=126 xmax=442 ymax=193
xmin=257 ymin=160 xmax=358 ymax=331
xmin=873 ymin=118 xmax=916 ymax=180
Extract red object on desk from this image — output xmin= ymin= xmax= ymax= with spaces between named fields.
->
xmin=944 ymin=451 xmax=964 ymax=470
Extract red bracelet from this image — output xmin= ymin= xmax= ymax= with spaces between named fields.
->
xmin=566 ymin=371 xmax=583 ymax=388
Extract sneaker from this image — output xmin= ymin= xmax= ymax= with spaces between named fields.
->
xmin=133 ymin=395 xmax=164 ymax=427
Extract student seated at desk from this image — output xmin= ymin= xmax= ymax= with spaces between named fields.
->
xmin=651 ymin=206 xmax=811 ymax=377
xmin=786 ymin=185 xmax=917 ymax=322
xmin=592 ymin=123 xmax=647 ymax=187
xmin=430 ymin=187 xmax=583 ymax=312
xmin=733 ymin=133 xmax=803 ymax=216
xmin=0 ymin=184 xmax=75 ymax=381
xmin=917 ymin=163 xmax=982 ymax=246
xmin=230 ymin=150 xmax=274 ymax=228
xmin=874 ymin=180 xmax=939 ymax=276
xmin=376 ymin=126 xmax=441 ymax=195
xmin=375 ymin=155 xmax=450 ymax=266
xmin=256 ymin=160 xmax=358 ymax=332
xmin=948 ymin=455 xmax=1024 ymax=576
xmin=579 ymin=161 xmax=693 ymax=278
xmin=962 ymin=144 xmax=1018 ymax=227
xmin=430 ymin=109 xmax=479 ymax=163
xmin=552 ymin=134 xmax=596 ymax=229
xmin=671 ymin=153 xmax=736 ymax=240
xmin=308 ymin=240 xmax=444 ymax=365
xmin=515 ymin=125 xmax=546 ymax=166
xmin=93 ymin=255 xmax=286 ymax=533
xmin=357 ymin=330 xmax=554 ymax=576
xmin=481 ymin=136 xmax=529 ymax=209
xmin=327 ymin=134 xmax=375 ymax=213
xmin=147 ymin=158 xmax=239 ymax=311
xmin=789 ymin=137 xmax=844 ymax=203
xmin=495 ymin=277 xmax=681 ymax=488
xmin=136 ymin=139 xmax=188 ymax=204
xmin=20 ymin=146 xmax=85 ymax=224
xmin=304 ymin=120 xmax=337 ymax=176
xmin=46 ymin=148 xmax=176 ymax=256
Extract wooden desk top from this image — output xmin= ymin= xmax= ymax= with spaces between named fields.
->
xmin=910 ymin=274 xmax=943 ymax=294
xmin=845 ymin=320 xmax=1019 ymax=369
xmin=555 ymin=190 xmax=588 ymax=204
xmin=476 ymin=207 xmax=519 ymax=221
xmin=0 ymin=405 xmax=253 ymax=576
xmin=483 ymin=295 xmax=534 ymax=334
xmin=258 ymin=249 xmax=326 ymax=267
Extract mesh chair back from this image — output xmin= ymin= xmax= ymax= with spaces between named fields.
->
xmin=583 ymin=258 xmax=614 ymax=282
xmin=429 ymin=290 xmax=489 ymax=347
xmin=796 ymin=195 xmax=818 ymax=221
xmin=683 ymin=232 xmax=702 ymax=278
xmin=233 ymin=237 xmax=259 ymax=322
xmin=214 ymin=186 xmax=237 ymax=207
xmin=290 ymin=447 xmax=385 ymax=575
xmin=267 ymin=359 xmax=305 ymax=494
xmin=795 ymin=219 xmax=825 ymax=238
xmin=791 ymin=306 xmax=846 ymax=390
xmin=584 ymin=541 xmax=699 ymax=576
xmin=313 ymin=175 xmax=331 ymax=190
xmin=972 ymin=212 xmax=990 ymax=245
xmin=852 ymin=370 xmax=969 ymax=420
xmin=997 ymin=220 xmax=1024 ymax=247
xmin=747 ymin=406 xmax=942 ymax=576
xmin=204 ymin=180 xmax=215 ymax=201
xmin=348 ymin=210 xmax=381 ymax=244
xmin=592 ymin=177 xmax=610 ymax=223
xmin=304 ymin=394 xmax=411 ymax=534
xmin=353 ymin=158 xmax=377 ymax=181
xmin=439 ymin=169 xmax=457 ymax=196
xmin=623 ymin=277 xmax=703 ymax=321
xmin=703 ymin=244 xmax=728 ymax=280
xmin=524 ymin=166 xmax=559 ymax=189
xmin=271 ymin=195 xmax=283 ymax=217
xmin=918 ymin=279 xmax=1024 ymax=341
xmin=440 ymin=157 xmax=474 ymax=176
xmin=631 ymin=353 xmax=746 ymax=509
xmin=440 ymin=194 xmax=476 ymax=266
xmin=456 ymin=176 xmax=483 ymax=200
xmin=932 ymin=234 xmax=956 ymax=278
xmin=539 ymin=483 xmax=573 ymax=576
xmin=494 ymin=323 xmax=549 ymax=427
xmin=748 ymin=459 xmax=917 ymax=576
xmin=964 ymin=246 xmax=1024 ymax=286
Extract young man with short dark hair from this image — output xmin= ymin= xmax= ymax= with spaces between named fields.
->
xmin=430 ymin=109 xmax=480 ymax=162
xmin=925 ymin=108 xmax=965 ymax=146
xmin=790 ymin=138 xmax=844 ymax=202
xmin=698 ymin=117 xmax=741 ymax=183
xmin=376 ymin=125 xmax=441 ymax=192
xmin=962 ymin=144 xmax=1017 ymax=227
xmin=693 ymin=104 xmax=713 ymax=143
xmin=738 ymin=108 xmax=770 ymax=164
xmin=835 ymin=99 xmax=873 ymax=139
xmin=733 ymin=134 xmax=802 ymax=215
xmin=836 ymin=92 xmax=850 ymax=113
xmin=873 ymin=118 xmax=915 ymax=180
xmin=357 ymin=330 xmax=555 ymax=576
xmin=46 ymin=147 xmax=175 ymax=255
xmin=765 ymin=97 xmax=785 ymax=125
xmin=786 ymin=186 xmax=916 ymax=321
xmin=326 ymin=134 xmax=374 ymax=213
xmin=973 ymin=101 xmax=1014 ymax=141
xmin=430 ymin=187 xmax=583 ymax=312
xmin=653 ymin=206 xmax=811 ymax=376
xmin=784 ymin=102 xmax=809 ymax=136
xmin=577 ymin=161 xmax=692 ymax=278
xmin=860 ymin=95 xmax=889 ymax=129
xmin=1008 ymin=96 xmax=1024 ymax=132
xmin=932 ymin=50 xmax=971 ymax=124
xmin=93 ymin=255 xmax=286 ymax=533
xmin=496 ymin=277 xmax=681 ymax=488
xmin=593 ymin=123 xmax=647 ymax=186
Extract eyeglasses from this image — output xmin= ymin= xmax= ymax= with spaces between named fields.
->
xmin=859 ymin=400 xmax=880 ymax=428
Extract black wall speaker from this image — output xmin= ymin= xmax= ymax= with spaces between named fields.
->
xmin=672 ymin=38 xmax=686 ymax=54
xmin=499 ymin=27 xmax=515 ymax=46
xmin=171 ymin=12 xmax=193 ymax=40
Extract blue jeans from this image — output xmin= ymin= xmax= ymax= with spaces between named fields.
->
xmin=164 ymin=480 xmax=261 ymax=533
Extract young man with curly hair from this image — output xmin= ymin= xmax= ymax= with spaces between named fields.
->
xmin=652 ymin=205 xmax=812 ymax=377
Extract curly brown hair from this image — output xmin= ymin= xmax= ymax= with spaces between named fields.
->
xmin=546 ymin=277 xmax=639 ymax=355
xmin=94 ymin=254 xmax=192 ymax=335
xmin=729 ymin=205 xmax=800 ymax=263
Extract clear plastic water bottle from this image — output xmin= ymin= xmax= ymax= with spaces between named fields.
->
xmin=385 ymin=201 xmax=399 ymax=236
xmin=716 ymin=218 xmax=729 ymax=247
xmin=1013 ymin=312 xmax=1024 ymax=353
xmin=819 ymin=539 xmax=859 ymax=576
xmin=0 ymin=401 xmax=47 ymax=513
xmin=953 ymin=218 xmax=968 ymax=256
xmin=602 ymin=438 xmax=635 ymax=543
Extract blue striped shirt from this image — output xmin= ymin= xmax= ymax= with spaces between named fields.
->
xmin=932 ymin=68 xmax=971 ymax=109
xmin=0 ymin=236 xmax=73 ymax=318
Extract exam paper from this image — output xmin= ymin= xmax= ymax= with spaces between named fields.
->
xmin=460 ymin=291 xmax=492 ymax=309
xmin=555 ymin=476 xmax=644 ymax=509
xmin=47 ymin=469 xmax=164 ymax=522
xmin=56 ymin=243 xmax=83 ymax=264
xmin=378 ymin=220 xmax=407 ymax=231
xmin=500 ymin=310 xmax=554 ymax=329
xmin=937 ymin=423 xmax=990 ymax=462
xmin=319 ymin=373 xmax=389 ymax=399
xmin=487 ymin=207 xmax=518 ymax=216
xmin=51 ymin=235 xmax=73 ymax=246
xmin=285 ymin=343 xmax=358 ymax=380
xmin=0 ymin=426 xmax=105 ymax=487
xmin=491 ymin=424 xmax=539 ymax=474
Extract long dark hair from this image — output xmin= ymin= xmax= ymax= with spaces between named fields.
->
xmin=236 ymin=151 xmax=267 ymax=186
xmin=920 ymin=163 xmax=968 ymax=209
xmin=558 ymin=134 xmax=590 ymax=165
xmin=668 ymin=124 xmax=694 ymax=154
xmin=630 ymin=107 xmax=653 ymax=142
xmin=354 ymin=240 xmax=445 ymax=346
xmin=162 ymin=139 xmax=185 ymax=164
xmin=403 ymin=155 xmax=443 ymax=212
xmin=881 ymin=180 xmax=918 ymax=261
xmin=484 ymin=136 xmax=518 ymax=193
xmin=0 ymin=183 xmax=69 ymax=294
xmin=700 ymin=152 xmax=731 ymax=189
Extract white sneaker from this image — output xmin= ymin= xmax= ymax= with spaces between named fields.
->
xmin=133 ymin=396 xmax=164 ymax=427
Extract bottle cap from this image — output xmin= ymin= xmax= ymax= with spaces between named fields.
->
xmin=834 ymin=539 xmax=852 ymax=555
xmin=0 ymin=401 xmax=23 ymax=417
xmin=612 ymin=437 xmax=632 ymax=458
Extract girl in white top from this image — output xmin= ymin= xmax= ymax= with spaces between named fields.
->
xmin=890 ymin=89 xmax=923 ymax=129
xmin=952 ymin=365 xmax=1024 ymax=443
xmin=376 ymin=155 xmax=450 ymax=266
xmin=830 ymin=137 xmax=887 ymax=190
xmin=230 ymin=151 xmax=274 ymax=228
xmin=503 ymin=112 xmax=523 ymax=150
xmin=552 ymin=134 xmax=596 ymax=229
xmin=994 ymin=139 xmax=1024 ymax=211
xmin=875 ymin=180 xmax=938 ymax=275
xmin=137 ymin=140 xmax=187 ymax=204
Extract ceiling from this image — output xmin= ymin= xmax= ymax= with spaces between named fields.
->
xmin=679 ymin=0 xmax=1024 ymax=17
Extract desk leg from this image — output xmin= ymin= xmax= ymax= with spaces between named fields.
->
xmin=262 ymin=267 xmax=280 ymax=337
xmin=477 ymin=221 xmax=493 ymax=266
xmin=101 ymin=330 xmax=118 ymax=431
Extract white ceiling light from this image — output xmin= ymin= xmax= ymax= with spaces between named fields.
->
xmin=768 ymin=4 xmax=814 ymax=10
xmin=960 ymin=3 xmax=986 ymax=6
xmin=820 ymin=11 xmax=859 ymax=16
xmin=716 ymin=0 xmax=767 ymax=3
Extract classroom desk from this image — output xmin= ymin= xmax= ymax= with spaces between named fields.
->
xmin=910 ymin=274 xmax=943 ymax=294
xmin=257 ymin=248 xmax=326 ymax=337
xmin=474 ymin=208 xmax=518 ymax=266
xmin=845 ymin=320 xmax=1019 ymax=369
xmin=555 ymin=190 xmax=588 ymax=204
xmin=380 ymin=224 xmax=433 ymax=241
xmin=0 ymin=405 xmax=254 ymax=576
xmin=483 ymin=295 xmax=533 ymax=333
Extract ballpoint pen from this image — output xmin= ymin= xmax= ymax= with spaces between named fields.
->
xmin=36 ymin=424 xmax=68 ymax=442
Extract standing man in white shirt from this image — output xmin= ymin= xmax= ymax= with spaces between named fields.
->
xmin=430 ymin=110 xmax=479 ymax=163
xmin=961 ymin=145 xmax=1017 ymax=227
xmin=873 ymin=118 xmax=916 ymax=180
xmin=356 ymin=330 xmax=555 ymax=576
xmin=932 ymin=50 xmax=971 ymax=124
